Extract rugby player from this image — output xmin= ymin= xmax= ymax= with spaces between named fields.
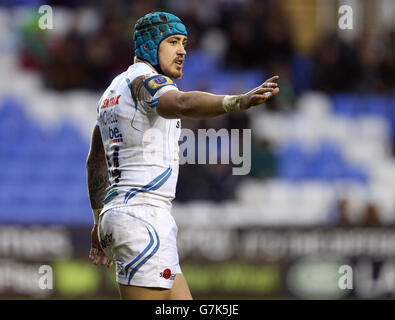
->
xmin=86 ymin=12 xmax=279 ymax=300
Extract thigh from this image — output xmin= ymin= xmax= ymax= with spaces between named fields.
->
xmin=118 ymin=273 xmax=192 ymax=300
xmin=99 ymin=206 xmax=183 ymax=290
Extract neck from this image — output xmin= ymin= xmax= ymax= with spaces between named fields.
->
xmin=134 ymin=57 xmax=159 ymax=73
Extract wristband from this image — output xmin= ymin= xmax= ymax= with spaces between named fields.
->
xmin=92 ymin=209 xmax=102 ymax=225
xmin=222 ymin=95 xmax=242 ymax=113
xmin=264 ymin=92 xmax=272 ymax=99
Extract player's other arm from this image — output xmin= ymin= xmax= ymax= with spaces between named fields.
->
xmin=157 ymin=75 xmax=280 ymax=119
xmin=86 ymin=124 xmax=109 ymax=213
xmin=86 ymin=124 xmax=112 ymax=267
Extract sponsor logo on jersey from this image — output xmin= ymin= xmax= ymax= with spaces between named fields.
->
xmin=110 ymin=138 xmax=123 ymax=144
xmin=101 ymin=126 xmax=123 ymax=144
xmin=101 ymin=94 xmax=121 ymax=109
xmin=159 ymin=268 xmax=175 ymax=280
xmin=148 ymin=75 xmax=172 ymax=88
xmin=144 ymin=75 xmax=176 ymax=96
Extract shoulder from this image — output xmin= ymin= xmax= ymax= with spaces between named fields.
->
xmin=123 ymin=63 xmax=154 ymax=96
xmin=127 ymin=63 xmax=177 ymax=92
xmin=126 ymin=62 xmax=156 ymax=79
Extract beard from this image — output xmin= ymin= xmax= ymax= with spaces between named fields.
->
xmin=171 ymin=69 xmax=183 ymax=79
xmin=159 ymin=61 xmax=183 ymax=79
xmin=167 ymin=66 xmax=183 ymax=79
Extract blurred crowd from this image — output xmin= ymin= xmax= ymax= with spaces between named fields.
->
xmin=10 ymin=0 xmax=395 ymax=226
xmin=17 ymin=0 xmax=395 ymax=94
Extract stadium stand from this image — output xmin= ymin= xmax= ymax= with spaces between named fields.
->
xmin=0 ymin=3 xmax=395 ymax=228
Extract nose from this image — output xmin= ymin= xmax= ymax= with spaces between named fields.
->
xmin=177 ymin=45 xmax=186 ymax=56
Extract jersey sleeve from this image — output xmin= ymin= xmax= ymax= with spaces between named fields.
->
xmin=131 ymin=74 xmax=178 ymax=113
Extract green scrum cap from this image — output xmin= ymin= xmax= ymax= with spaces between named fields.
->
xmin=134 ymin=12 xmax=187 ymax=67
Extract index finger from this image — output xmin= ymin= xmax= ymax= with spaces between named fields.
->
xmin=264 ymin=75 xmax=280 ymax=84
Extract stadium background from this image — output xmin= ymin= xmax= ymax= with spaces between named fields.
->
xmin=1 ymin=0 xmax=395 ymax=299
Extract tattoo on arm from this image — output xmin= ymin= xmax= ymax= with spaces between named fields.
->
xmin=86 ymin=125 xmax=109 ymax=210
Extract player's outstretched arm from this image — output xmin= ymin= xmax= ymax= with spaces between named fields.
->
xmin=86 ymin=124 xmax=112 ymax=268
xmin=157 ymin=75 xmax=280 ymax=119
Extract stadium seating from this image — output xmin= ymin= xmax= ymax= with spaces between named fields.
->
xmin=0 ymin=97 xmax=91 ymax=225
xmin=0 ymin=45 xmax=395 ymax=226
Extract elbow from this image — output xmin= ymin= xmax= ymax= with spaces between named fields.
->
xmin=86 ymin=153 xmax=97 ymax=169
xmin=175 ymin=92 xmax=194 ymax=118
xmin=157 ymin=91 xmax=191 ymax=119
xmin=86 ymin=155 xmax=92 ymax=170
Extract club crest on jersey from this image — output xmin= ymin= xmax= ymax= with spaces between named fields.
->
xmin=144 ymin=75 xmax=176 ymax=96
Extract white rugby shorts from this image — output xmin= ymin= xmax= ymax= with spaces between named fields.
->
xmin=98 ymin=204 xmax=181 ymax=289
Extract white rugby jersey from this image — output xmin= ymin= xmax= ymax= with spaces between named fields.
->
xmin=96 ymin=62 xmax=181 ymax=210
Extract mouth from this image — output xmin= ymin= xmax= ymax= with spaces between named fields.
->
xmin=174 ymin=58 xmax=184 ymax=68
